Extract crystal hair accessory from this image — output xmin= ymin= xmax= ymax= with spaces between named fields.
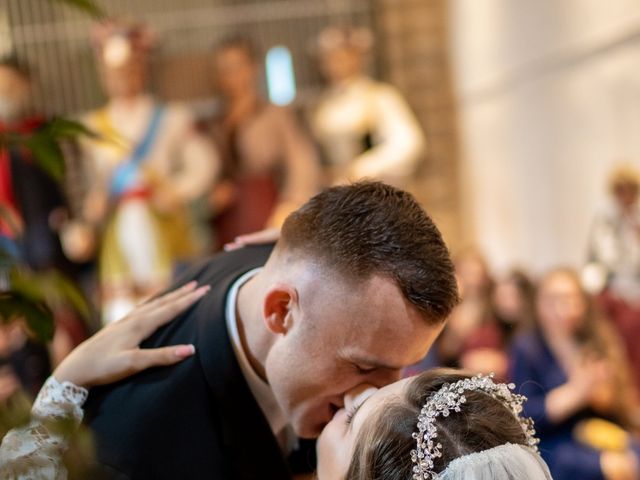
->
xmin=410 ymin=373 xmax=539 ymax=480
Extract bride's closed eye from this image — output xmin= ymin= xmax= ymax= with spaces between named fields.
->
xmin=342 ymin=385 xmax=378 ymax=430
xmin=345 ymin=401 xmax=365 ymax=425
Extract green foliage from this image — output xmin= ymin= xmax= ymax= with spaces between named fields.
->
xmin=46 ymin=0 xmax=106 ymax=19
xmin=0 ymin=267 xmax=91 ymax=342
xmin=0 ymin=291 xmax=54 ymax=341
xmin=0 ymin=111 xmax=97 ymax=344
xmin=64 ymin=424 xmax=98 ymax=479
xmin=0 ymin=204 xmax=92 ymax=342
xmin=1 ymin=204 xmax=93 ymax=334
xmin=0 ymin=120 xmax=94 ymax=343
xmin=0 ymin=118 xmax=98 ymax=181
xmin=22 ymin=130 xmax=66 ymax=180
xmin=0 ymin=0 xmax=102 ymax=469
xmin=47 ymin=117 xmax=99 ymax=141
xmin=14 ymin=268 xmax=90 ymax=319
xmin=0 ymin=390 xmax=32 ymax=438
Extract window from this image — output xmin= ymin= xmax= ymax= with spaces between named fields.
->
xmin=265 ymin=45 xmax=296 ymax=106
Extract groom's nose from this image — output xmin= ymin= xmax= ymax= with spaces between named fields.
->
xmin=343 ymin=384 xmax=378 ymax=411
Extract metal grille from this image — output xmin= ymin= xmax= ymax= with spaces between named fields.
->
xmin=2 ymin=0 xmax=376 ymax=115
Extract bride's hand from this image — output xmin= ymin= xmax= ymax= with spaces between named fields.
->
xmin=54 ymin=282 xmax=209 ymax=388
xmin=224 ymin=228 xmax=280 ymax=251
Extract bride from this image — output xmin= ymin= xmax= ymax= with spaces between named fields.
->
xmin=0 ymin=283 xmax=551 ymax=479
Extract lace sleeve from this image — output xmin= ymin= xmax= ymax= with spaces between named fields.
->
xmin=0 ymin=376 xmax=88 ymax=480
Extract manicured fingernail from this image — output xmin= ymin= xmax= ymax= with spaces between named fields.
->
xmin=175 ymin=344 xmax=195 ymax=358
xmin=196 ymin=285 xmax=210 ymax=295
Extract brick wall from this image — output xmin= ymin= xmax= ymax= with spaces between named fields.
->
xmin=375 ymin=0 xmax=464 ymax=251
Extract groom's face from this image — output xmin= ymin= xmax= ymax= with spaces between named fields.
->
xmin=263 ymin=271 xmax=443 ymax=439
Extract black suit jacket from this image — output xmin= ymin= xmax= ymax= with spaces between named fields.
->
xmin=84 ymin=245 xmax=311 ymax=479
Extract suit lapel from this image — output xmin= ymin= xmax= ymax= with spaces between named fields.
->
xmin=196 ymin=247 xmax=291 ymax=479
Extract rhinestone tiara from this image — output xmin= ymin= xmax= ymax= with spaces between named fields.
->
xmin=410 ymin=373 xmax=539 ymax=479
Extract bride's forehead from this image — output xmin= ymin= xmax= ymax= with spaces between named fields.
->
xmin=350 ymin=378 xmax=412 ymax=430
xmin=375 ymin=377 xmax=412 ymax=400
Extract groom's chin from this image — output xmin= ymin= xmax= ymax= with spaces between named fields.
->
xmin=293 ymin=422 xmax=324 ymax=439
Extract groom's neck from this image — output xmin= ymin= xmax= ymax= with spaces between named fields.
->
xmin=236 ymin=270 xmax=273 ymax=383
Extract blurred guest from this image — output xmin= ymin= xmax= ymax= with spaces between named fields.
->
xmin=511 ymin=268 xmax=640 ymax=480
xmin=0 ymin=364 xmax=19 ymax=405
xmin=207 ymin=35 xmax=319 ymax=248
xmin=0 ymin=323 xmax=46 ymax=441
xmin=585 ymin=164 xmax=640 ymax=390
xmin=310 ymin=25 xmax=425 ymax=186
xmin=0 ymin=57 xmax=68 ymax=272
xmin=586 ymin=164 xmax=640 ymax=303
xmin=0 ymin=322 xmax=50 ymax=399
xmin=492 ymin=269 xmax=536 ymax=342
xmin=0 ymin=57 xmax=88 ymax=362
xmin=436 ymin=248 xmax=508 ymax=377
xmin=63 ymin=20 xmax=218 ymax=323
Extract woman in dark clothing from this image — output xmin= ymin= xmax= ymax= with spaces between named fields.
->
xmin=510 ymin=268 xmax=640 ymax=480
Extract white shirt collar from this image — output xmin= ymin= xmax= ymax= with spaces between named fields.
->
xmin=225 ymin=268 xmax=291 ymax=446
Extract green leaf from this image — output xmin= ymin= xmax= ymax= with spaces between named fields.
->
xmin=9 ymin=269 xmax=49 ymax=304
xmin=23 ymin=134 xmax=66 ymax=181
xmin=64 ymin=425 xmax=98 ymax=479
xmin=1 ymin=117 xmax=101 ymax=183
xmin=0 ymin=267 xmax=90 ymax=341
xmin=47 ymin=0 xmax=106 ymax=19
xmin=0 ymin=291 xmax=55 ymax=341
xmin=44 ymin=270 xmax=91 ymax=320
xmin=0 ymin=391 xmax=32 ymax=436
xmin=46 ymin=117 xmax=100 ymax=141
xmin=10 ymin=269 xmax=91 ymax=320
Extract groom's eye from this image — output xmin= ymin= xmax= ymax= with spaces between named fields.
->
xmin=354 ymin=364 xmax=376 ymax=375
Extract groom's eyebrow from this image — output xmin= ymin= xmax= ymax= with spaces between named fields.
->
xmin=350 ymin=355 xmax=402 ymax=372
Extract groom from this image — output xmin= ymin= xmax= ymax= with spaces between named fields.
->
xmin=84 ymin=182 xmax=459 ymax=479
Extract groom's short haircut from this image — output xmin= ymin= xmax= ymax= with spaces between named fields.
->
xmin=279 ymin=181 xmax=458 ymax=324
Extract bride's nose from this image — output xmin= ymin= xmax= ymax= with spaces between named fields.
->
xmin=343 ymin=384 xmax=378 ymax=411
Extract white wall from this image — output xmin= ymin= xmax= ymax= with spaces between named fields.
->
xmin=449 ymin=0 xmax=640 ymax=274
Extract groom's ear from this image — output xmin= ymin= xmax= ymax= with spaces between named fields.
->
xmin=263 ymin=283 xmax=298 ymax=335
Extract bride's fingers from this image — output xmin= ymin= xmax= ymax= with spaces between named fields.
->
xmin=133 ymin=281 xmax=199 ymax=315
xmin=223 ymin=228 xmax=280 ymax=251
xmin=148 ymin=281 xmax=201 ymax=309
xmin=134 ymin=285 xmax=210 ymax=340
xmin=88 ymin=345 xmax=196 ymax=387
xmin=128 ymin=344 xmax=195 ymax=372
xmin=54 ymin=283 xmax=207 ymax=387
xmin=126 ymin=345 xmax=196 ymax=373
